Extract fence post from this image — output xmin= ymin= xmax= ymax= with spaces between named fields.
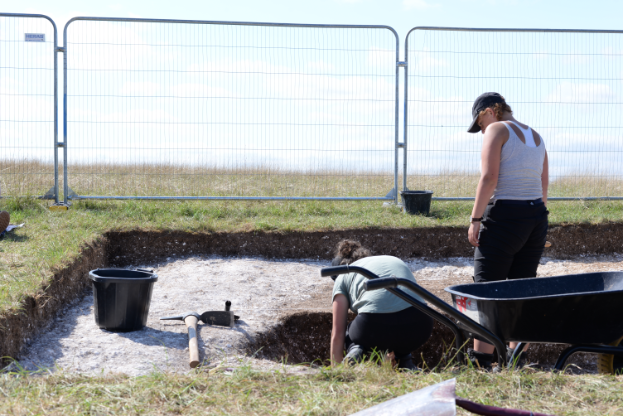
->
xmin=404 ymin=26 xmax=623 ymax=200
xmin=62 ymin=18 xmax=400 ymax=201
xmin=0 ymin=13 xmax=58 ymax=201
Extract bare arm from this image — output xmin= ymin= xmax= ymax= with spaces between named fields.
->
xmin=330 ymin=294 xmax=349 ymax=366
xmin=468 ymin=123 xmax=507 ymax=247
xmin=542 ymin=150 xmax=549 ymax=206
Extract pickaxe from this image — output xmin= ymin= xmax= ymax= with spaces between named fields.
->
xmin=160 ymin=301 xmax=239 ymax=368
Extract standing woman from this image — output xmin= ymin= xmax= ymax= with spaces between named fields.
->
xmin=466 ymin=93 xmax=549 ymax=368
xmin=329 ymin=240 xmax=433 ymax=370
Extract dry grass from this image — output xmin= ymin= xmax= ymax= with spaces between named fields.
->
xmin=4 ymin=160 xmax=623 ymax=198
xmin=1 ymin=359 xmax=623 ymax=415
xmin=409 ymin=171 xmax=623 ymax=198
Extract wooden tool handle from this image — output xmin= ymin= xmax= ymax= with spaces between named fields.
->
xmin=184 ymin=315 xmax=200 ymax=368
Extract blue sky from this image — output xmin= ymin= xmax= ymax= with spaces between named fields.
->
xmin=3 ymin=0 xmax=623 ymax=197
xmin=12 ymin=0 xmax=623 ymax=43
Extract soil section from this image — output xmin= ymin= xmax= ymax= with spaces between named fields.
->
xmin=15 ymin=255 xmax=623 ymax=374
xmin=4 ymin=223 xmax=623 ymax=372
xmin=105 ymin=223 xmax=623 ymax=266
xmin=252 ymin=256 xmax=623 ymax=372
xmin=0 ymin=238 xmax=106 ymax=366
xmin=17 ymin=257 xmax=332 ymax=375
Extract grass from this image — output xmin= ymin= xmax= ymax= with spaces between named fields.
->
xmin=2 ymin=358 xmax=622 ymax=415
xmin=2 ymin=197 xmax=623 ymax=314
xmin=4 ymin=160 xmax=623 ymax=198
xmin=2 ymin=193 xmax=623 ymax=414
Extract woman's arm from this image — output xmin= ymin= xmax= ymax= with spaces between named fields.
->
xmin=542 ymin=150 xmax=549 ymax=206
xmin=330 ymin=294 xmax=349 ymax=366
xmin=468 ymin=123 xmax=507 ymax=247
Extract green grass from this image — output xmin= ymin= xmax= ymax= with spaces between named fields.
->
xmin=2 ymin=197 xmax=623 ymax=414
xmin=1 ymin=197 xmax=623 ymax=314
xmin=2 ymin=359 xmax=622 ymax=415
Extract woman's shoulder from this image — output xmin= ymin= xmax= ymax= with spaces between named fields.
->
xmin=352 ymin=255 xmax=404 ymax=266
xmin=352 ymin=255 xmax=413 ymax=278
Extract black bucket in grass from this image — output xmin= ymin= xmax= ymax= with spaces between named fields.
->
xmin=400 ymin=190 xmax=434 ymax=216
xmin=89 ymin=268 xmax=158 ymax=331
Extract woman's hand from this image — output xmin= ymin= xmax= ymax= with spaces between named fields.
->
xmin=331 ymin=294 xmax=349 ymax=366
xmin=468 ymin=222 xmax=480 ymax=247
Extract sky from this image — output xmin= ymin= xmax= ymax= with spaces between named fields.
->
xmin=6 ymin=0 xmax=623 ymax=46
xmin=2 ymin=0 xmax=623 ymax=197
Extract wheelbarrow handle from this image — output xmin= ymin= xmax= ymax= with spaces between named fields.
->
xmin=365 ymin=276 xmax=508 ymax=366
xmin=363 ymin=277 xmax=399 ymax=291
xmin=319 ymin=265 xmax=350 ymax=277
xmin=320 ymin=265 xmax=383 ymax=281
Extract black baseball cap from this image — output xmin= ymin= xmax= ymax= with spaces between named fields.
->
xmin=467 ymin=92 xmax=506 ymax=133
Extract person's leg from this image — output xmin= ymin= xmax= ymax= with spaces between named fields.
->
xmin=504 ymin=205 xmax=548 ymax=359
xmin=473 ymin=202 xmax=539 ymax=357
xmin=507 ymin=205 xmax=548 ymax=279
xmin=343 ymin=316 xmax=370 ymax=364
xmin=390 ymin=308 xmax=433 ymax=370
xmin=0 ymin=211 xmax=9 ymax=233
xmin=473 ymin=205 xmax=514 ymax=355
xmin=345 ymin=308 xmax=433 ymax=367
xmin=473 ymin=203 xmax=518 ymax=284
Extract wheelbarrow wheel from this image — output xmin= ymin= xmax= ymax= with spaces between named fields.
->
xmin=597 ymin=336 xmax=623 ymax=374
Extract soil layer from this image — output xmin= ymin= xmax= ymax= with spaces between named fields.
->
xmin=3 ymin=222 xmax=623 ymax=370
xmin=0 ymin=238 xmax=106 ymax=365
xmin=105 ymin=223 xmax=623 ymax=266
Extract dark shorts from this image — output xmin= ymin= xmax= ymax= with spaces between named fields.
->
xmin=474 ymin=199 xmax=549 ymax=283
xmin=344 ymin=306 xmax=433 ymax=358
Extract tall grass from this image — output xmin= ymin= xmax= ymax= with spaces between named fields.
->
xmin=1 ymin=358 xmax=621 ymax=415
xmin=4 ymin=160 xmax=623 ymax=198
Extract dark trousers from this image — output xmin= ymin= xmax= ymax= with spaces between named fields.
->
xmin=474 ymin=199 xmax=549 ymax=283
xmin=344 ymin=307 xmax=433 ymax=358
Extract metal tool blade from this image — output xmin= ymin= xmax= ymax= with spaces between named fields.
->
xmin=160 ymin=311 xmax=200 ymax=321
xmin=159 ymin=314 xmax=185 ymax=321
xmin=200 ymin=310 xmax=235 ymax=327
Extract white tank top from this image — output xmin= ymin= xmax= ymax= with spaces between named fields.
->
xmin=491 ymin=122 xmax=546 ymax=201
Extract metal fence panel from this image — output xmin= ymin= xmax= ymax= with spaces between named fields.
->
xmin=64 ymin=18 xmax=399 ymax=200
xmin=404 ymin=27 xmax=623 ymax=199
xmin=0 ymin=14 xmax=58 ymax=200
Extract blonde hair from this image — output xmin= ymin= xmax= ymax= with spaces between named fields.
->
xmin=479 ymin=100 xmax=513 ymax=121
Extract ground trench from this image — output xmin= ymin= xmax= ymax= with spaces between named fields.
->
xmin=3 ymin=223 xmax=623 ymax=370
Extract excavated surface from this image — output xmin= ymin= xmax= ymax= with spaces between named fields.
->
xmin=15 ymin=254 xmax=623 ymax=375
xmin=5 ymin=224 xmax=623 ymax=368
xmin=17 ymin=257 xmax=331 ymax=376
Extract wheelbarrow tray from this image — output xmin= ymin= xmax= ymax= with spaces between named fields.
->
xmin=445 ymin=271 xmax=623 ymax=344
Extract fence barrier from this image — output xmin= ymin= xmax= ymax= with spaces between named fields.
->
xmin=404 ymin=27 xmax=623 ymax=200
xmin=0 ymin=14 xmax=58 ymax=201
xmin=62 ymin=18 xmax=400 ymax=201
xmin=3 ymin=17 xmax=623 ymax=202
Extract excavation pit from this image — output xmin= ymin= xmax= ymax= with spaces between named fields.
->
xmin=13 ymin=252 xmax=623 ymax=375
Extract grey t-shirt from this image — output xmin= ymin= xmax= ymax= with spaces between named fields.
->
xmin=331 ymin=255 xmax=424 ymax=314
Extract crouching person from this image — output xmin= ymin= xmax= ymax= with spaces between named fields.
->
xmin=330 ymin=240 xmax=433 ymax=370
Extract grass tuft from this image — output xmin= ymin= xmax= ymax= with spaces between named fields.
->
xmin=1 ymin=361 xmax=622 ymax=415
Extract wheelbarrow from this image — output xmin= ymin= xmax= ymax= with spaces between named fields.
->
xmin=320 ymin=265 xmax=623 ymax=372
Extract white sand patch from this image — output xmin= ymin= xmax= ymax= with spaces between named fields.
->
xmin=18 ymin=256 xmax=331 ymax=376
xmin=15 ymin=254 xmax=623 ymax=376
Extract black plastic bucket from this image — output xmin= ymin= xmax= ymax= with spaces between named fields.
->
xmin=400 ymin=190 xmax=434 ymax=215
xmin=89 ymin=268 xmax=158 ymax=331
